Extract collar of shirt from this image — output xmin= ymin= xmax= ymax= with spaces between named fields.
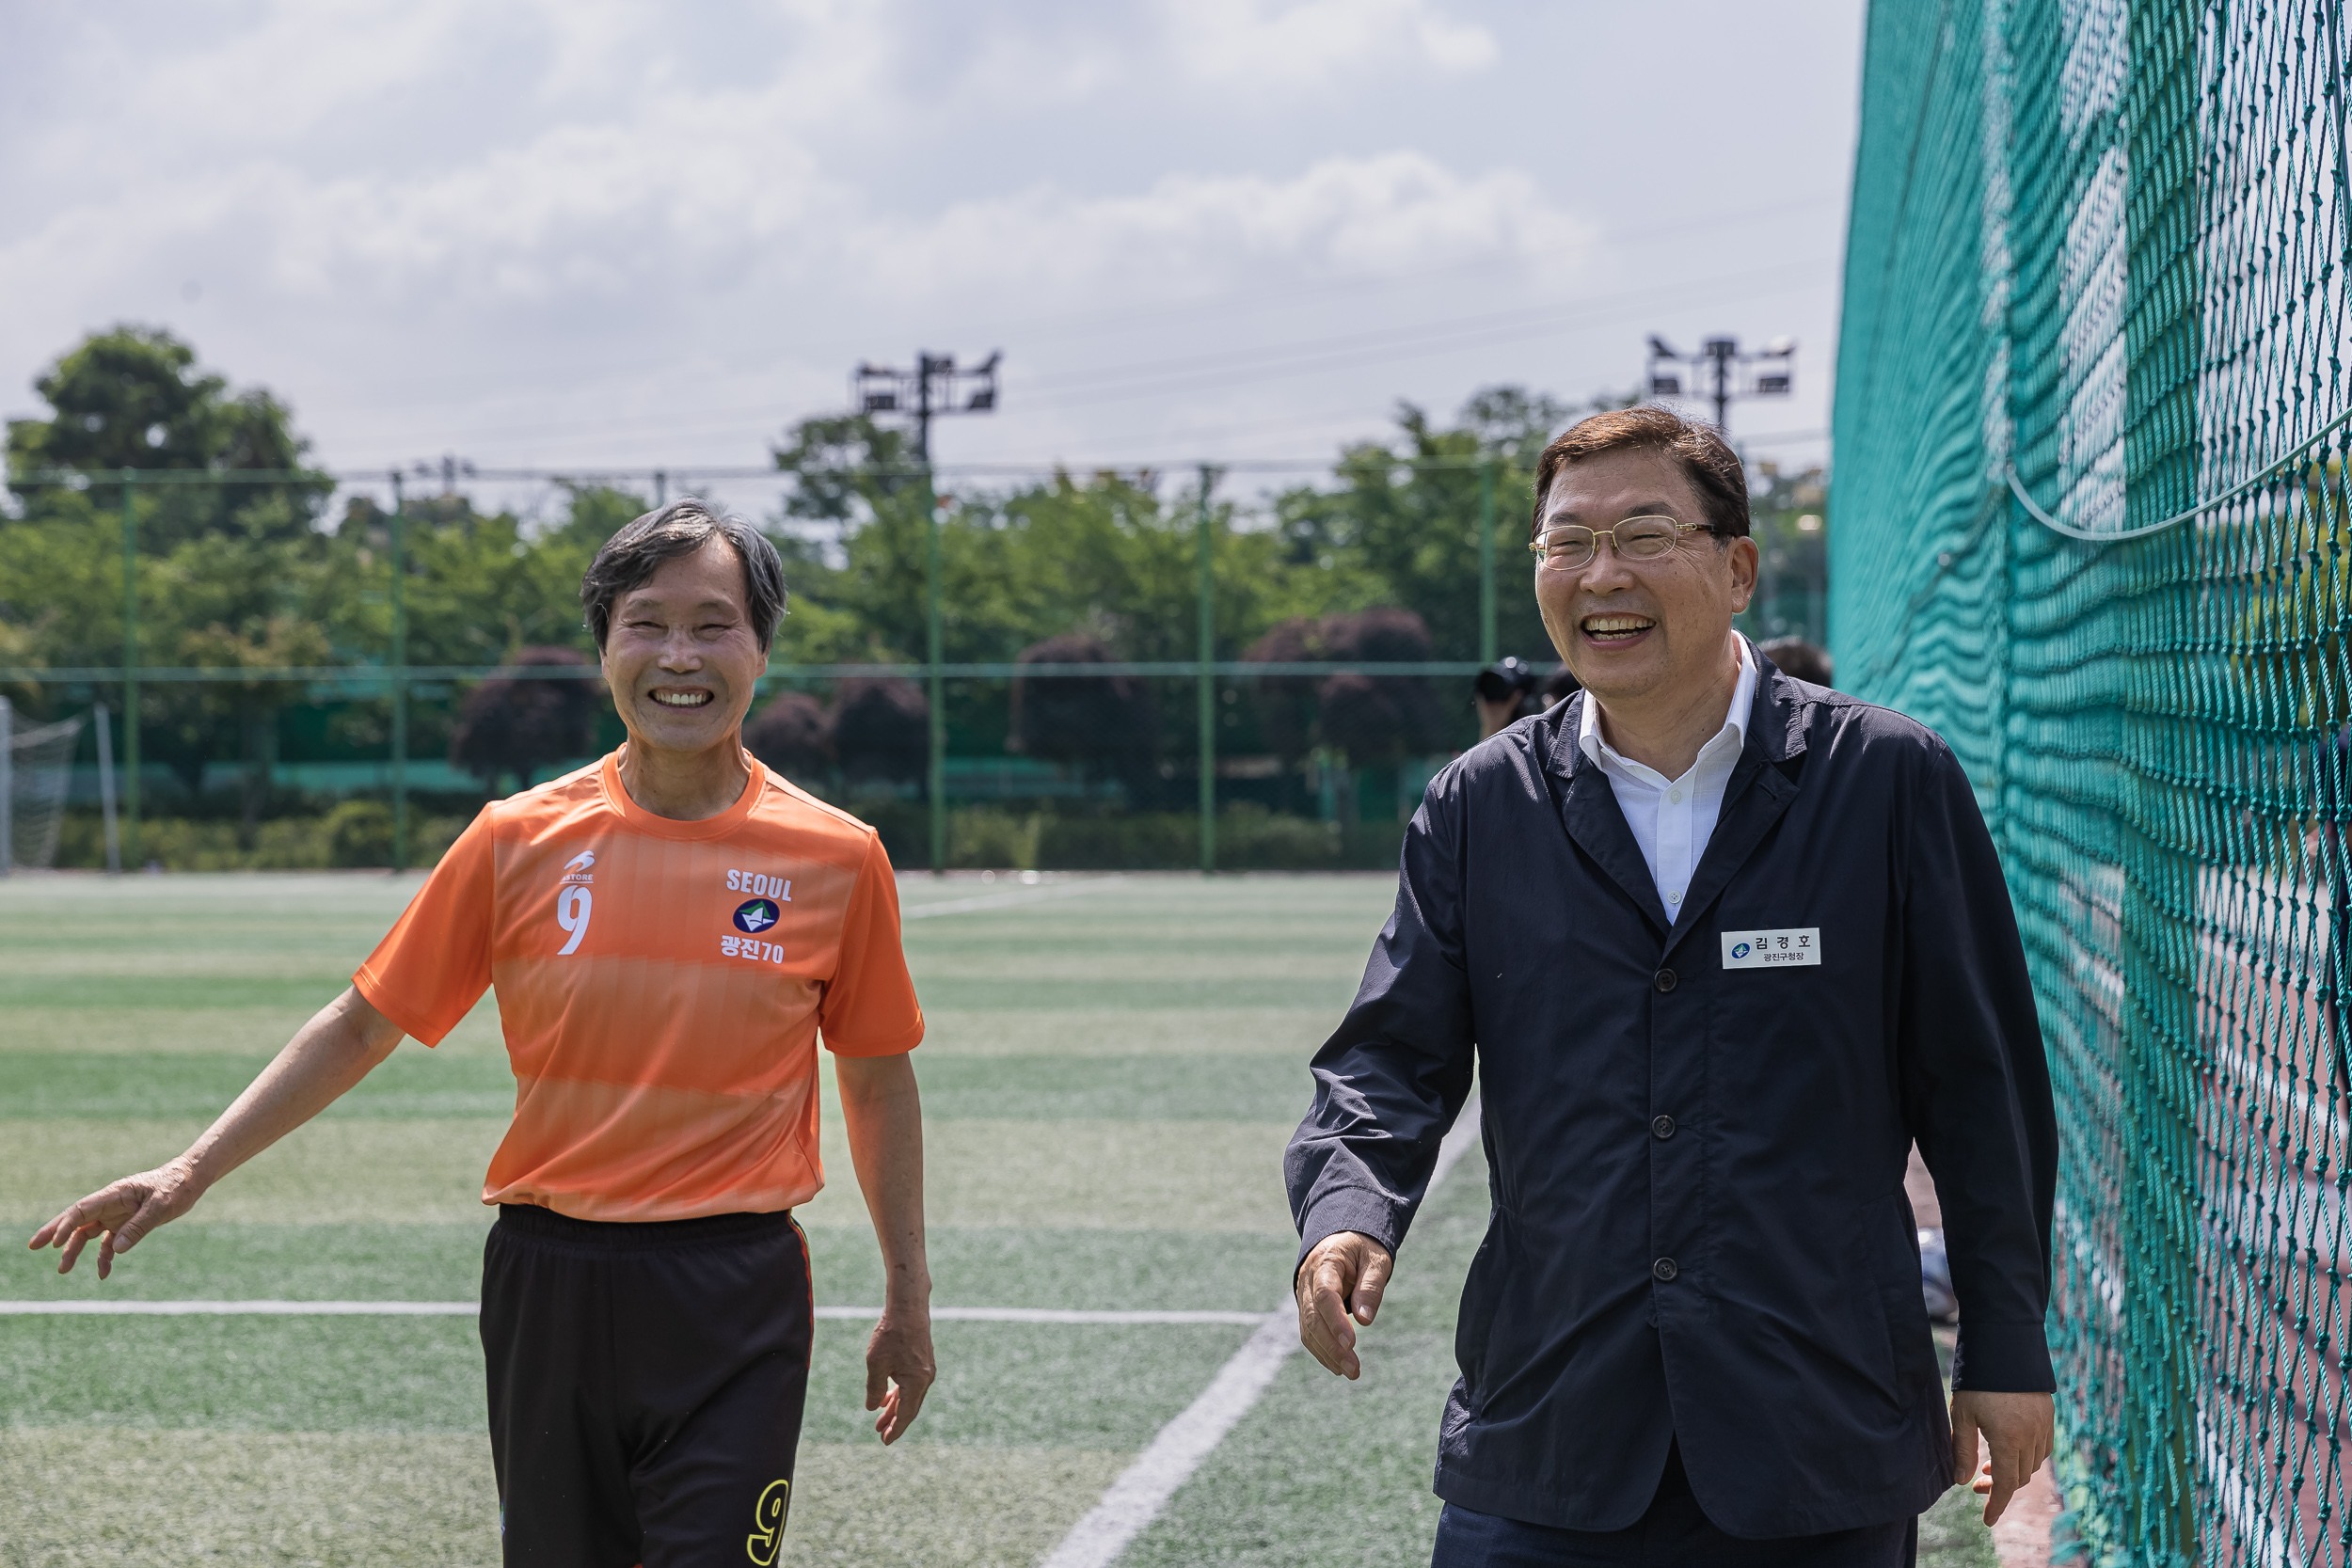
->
xmin=1576 ymin=636 xmax=1757 ymax=914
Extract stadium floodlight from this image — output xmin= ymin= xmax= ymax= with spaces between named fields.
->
xmin=1643 ymin=334 xmax=1796 ymax=435
xmin=412 ymin=455 xmax=478 ymax=496
xmin=850 ymin=350 xmax=1002 ymax=464
xmin=1646 ymin=336 xmax=1686 ymax=397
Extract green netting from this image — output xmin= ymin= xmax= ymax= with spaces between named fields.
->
xmin=1836 ymin=0 xmax=2352 ymax=1560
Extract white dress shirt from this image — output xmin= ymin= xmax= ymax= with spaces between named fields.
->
xmin=1576 ymin=637 xmax=1756 ymax=915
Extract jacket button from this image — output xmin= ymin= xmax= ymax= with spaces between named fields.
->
xmin=1651 ymin=1115 xmax=1677 ymax=1140
xmin=1654 ymin=968 xmax=1677 ymax=993
xmin=1652 ymin=1257 xmax=1678 ymax=1282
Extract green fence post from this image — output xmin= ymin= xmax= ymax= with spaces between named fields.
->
xmin=120 ymin=471 xmax=139 ymax=868
xmin=1478 ymin=459 xmax=1497 ymax=665
xmin=924 ymin=468 xmax=946 ymax=875
xmin=1197 ymin=466 xmax=1216 ymax=874
xmin=389 ymin=472 xmax=410 ymax=873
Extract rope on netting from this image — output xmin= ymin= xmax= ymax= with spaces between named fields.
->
xmin=2002 ymin=406 xmax=2352 ymax=544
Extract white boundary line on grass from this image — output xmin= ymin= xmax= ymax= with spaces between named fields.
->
xmin=900 ymin=877 xmax=1122 ymax=921
xmin=0 ymin=1301 xmax=1268 ymax=1323
xmin=1039 ymin=1096 xmax=1486 ymax=1568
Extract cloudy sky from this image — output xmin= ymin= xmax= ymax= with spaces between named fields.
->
xmin=3 ymin=1 xmax=1864 ymax=495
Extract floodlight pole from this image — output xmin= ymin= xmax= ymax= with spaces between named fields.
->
xmin=120 ymin=471 xmax=140 ymax=868
xmin=390 ymin=472 xmax=409 ymax=874
xmin=914 ymin=354 xmax=936 ymax=465
xmin=1707 ymin=340 xmax=1734 ymax=433
xmin=1197 ymin=467 xmax=1217 ymax=874
xmin=852 ymin=350 xmax=999 ymax=876
xmin=924 ymin=468 xmax=946 ymax=876
xmin=1478 ymin=461 xmax=1498 ymax=665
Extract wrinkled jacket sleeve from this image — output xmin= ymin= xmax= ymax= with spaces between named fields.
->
xmin=1286 ymin=766 xmax=1479 ymax=1272
xmin=1899 ymin=738 xmax=2059 ymax=1392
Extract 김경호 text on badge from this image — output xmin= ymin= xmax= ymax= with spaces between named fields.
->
xmin=1720 ymin=928 xmax=1821 ymax=969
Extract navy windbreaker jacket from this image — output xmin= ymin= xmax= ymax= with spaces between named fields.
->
xmin=1284 ymin=657 xmax=2058 ymax=1537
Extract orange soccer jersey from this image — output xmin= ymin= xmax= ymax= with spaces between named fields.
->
xmin=353 ymin=750 xmax=923 ymax=1222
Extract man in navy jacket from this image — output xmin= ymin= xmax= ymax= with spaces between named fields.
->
xmin=1286 ymin=407 xmax=2057 ymax=1565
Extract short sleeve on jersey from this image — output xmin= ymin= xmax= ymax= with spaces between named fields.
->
xmin=353 ymin=808 xmax=496 ymax=1046
xmin=818 ymin=832 xmax=925 ymax=1056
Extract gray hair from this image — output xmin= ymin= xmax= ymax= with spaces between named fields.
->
xmin=580 ymin=499 xmax=787 ymax=651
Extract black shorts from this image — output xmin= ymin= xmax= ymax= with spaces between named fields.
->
xmin=481 ymin=1204 xmax=815 ymax=1568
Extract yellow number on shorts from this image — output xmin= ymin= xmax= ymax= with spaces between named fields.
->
xmin=745 ymin=1478 xmax=790 ymax=1564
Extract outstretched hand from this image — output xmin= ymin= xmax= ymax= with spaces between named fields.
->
xmin=864 ymin=1307 xmax=935 ymax=1444
xmin=1295 ymin=1230 xmax=1394 ymax=1379
xmin=28 ymin=1159 xmax=202 ymax=1279
xmin=1951 ymin=1388 xmax=2053 ymax=1526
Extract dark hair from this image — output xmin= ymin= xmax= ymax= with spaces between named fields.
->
xmin=580 ymin=499 xmax=787 ymax=651
xmin=1756 ymin=636 xmax=1834 ymax=687
xmin=1529 ymin=405 xmax=1751 ymax=542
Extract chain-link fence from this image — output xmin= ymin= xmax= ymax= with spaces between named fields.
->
xmin=1836 ymin=0 xmax=2352 ymax=1560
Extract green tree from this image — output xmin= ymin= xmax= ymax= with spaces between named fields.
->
xmin=6 ymin=325 xmax=329 ymax=550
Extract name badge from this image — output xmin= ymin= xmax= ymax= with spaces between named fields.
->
xmin=1722 ymin=927 xmax=1820 ymax=968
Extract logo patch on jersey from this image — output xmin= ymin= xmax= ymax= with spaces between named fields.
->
xmin=564 ymin=849 xmax=596 ymax=873
xmin=733 ymin=897 xmax=780 ymax=934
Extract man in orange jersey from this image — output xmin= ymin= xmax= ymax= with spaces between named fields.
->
xmin=30 ymin=499 xmax=932 ymax=1566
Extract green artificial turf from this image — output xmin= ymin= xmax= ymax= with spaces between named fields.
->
xmin=0 ymin=871 xmax=2005 ymax=1566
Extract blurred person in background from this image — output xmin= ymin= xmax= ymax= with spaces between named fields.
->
xmin=30 ymin=500 xmax=933 ymax=1567
xmin=1757 ymin=635 xmax=1834 ymax=688
xmin=1542 ymin=660 xmax=1582 ymax=708
xmin=1288 ymin=406 xmax=2056 ymax=1564
xmin=1473 ymin=656 xmax=1543 ymax=739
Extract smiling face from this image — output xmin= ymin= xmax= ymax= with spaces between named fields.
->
xmin=1533 ymin=446 xmax=1758 ymax=711
xmin=598 ymin=537 xmax=770 ymax=761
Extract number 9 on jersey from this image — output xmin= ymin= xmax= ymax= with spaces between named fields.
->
xmin=556 ymin=884 xmax=594 ymax=956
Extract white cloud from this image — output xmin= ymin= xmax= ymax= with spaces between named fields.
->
xmin=856 ymin=152 xmax=1586 ymax=303
xmin=1158 ymin=0 xmax=1497 ymax=89
xmin=1 ymin=0 xmax=1857 ymax=471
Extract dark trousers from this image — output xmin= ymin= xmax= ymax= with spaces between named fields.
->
xmin=481 ymin=1204 xmax=814 ymax=1568
xmin=1431 ymin=1442 xmax=1917 ymax=1567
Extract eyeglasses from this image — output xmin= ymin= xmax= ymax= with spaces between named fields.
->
xmin=1528 ymin=515 xmax=1713 ymax=571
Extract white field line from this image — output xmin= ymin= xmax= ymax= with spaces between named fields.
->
xmin=0 ymin=1300 xmax=1264 ymax=1323
xmin=0 ymin=1300 xmax=480 ymax=1316
xmin=828 ymin=1307 xmax=1268 ymax=1325
xmin=900 ymin=877 xmax=1122 ymax=921
xmin=1040 ymin=1096 xmax=1486 ymax=1568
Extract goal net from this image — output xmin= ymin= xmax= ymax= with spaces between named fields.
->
xmin=4 ymin=707 xmax=85 ymax=872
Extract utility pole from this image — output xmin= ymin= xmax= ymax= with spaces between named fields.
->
xmin=1645 ymin=335 xmax=1795 ymax=436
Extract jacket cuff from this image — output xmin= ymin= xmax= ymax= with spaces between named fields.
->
xmin=1293 ymin=1189 xmax=1406 ymax=1280
xmin=1950 ymin=1319 xmax=2056 ymax=1393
